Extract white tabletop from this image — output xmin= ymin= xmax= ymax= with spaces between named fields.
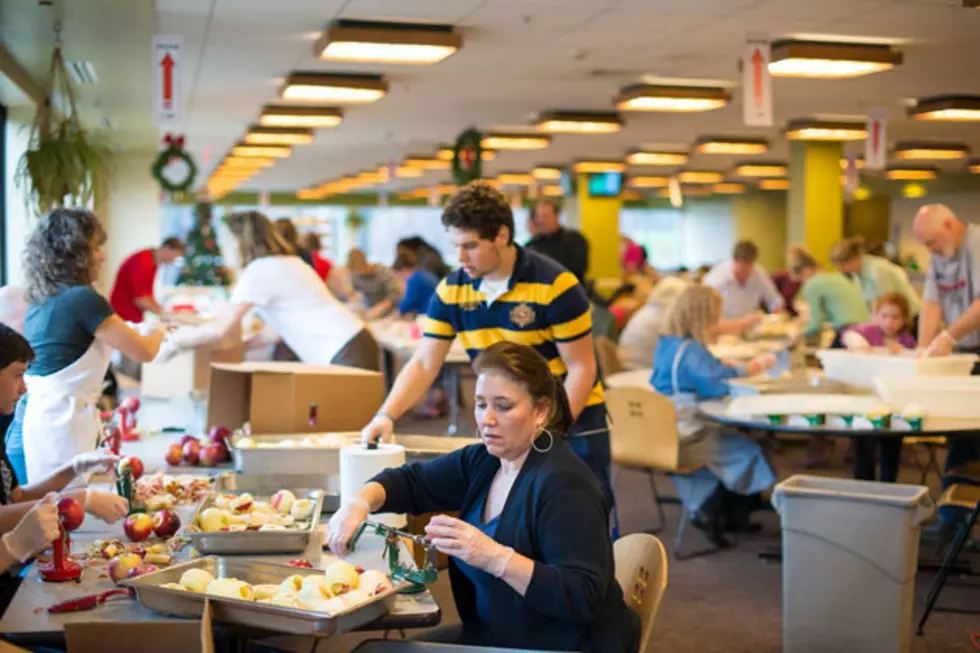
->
xmin=368 ymin=321 xmax=470 ymax=365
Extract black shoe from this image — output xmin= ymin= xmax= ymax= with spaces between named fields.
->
xmin=690 ymin=512 xmax=732 ymax=548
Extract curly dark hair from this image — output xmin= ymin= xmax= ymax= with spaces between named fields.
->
xmin=441 ymin=182 xmax=514 ymax=244
xmin=24 ymin=208 xmax=107 ymax=303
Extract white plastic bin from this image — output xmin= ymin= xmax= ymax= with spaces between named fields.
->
xmin=772 ymin=475 xmax=934 ymax=653
xmin=874 ymin=375 xmax=980 ymax=418
xmin=817 ymin=349 xmax=977 ymax=390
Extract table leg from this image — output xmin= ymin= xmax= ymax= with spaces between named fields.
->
xmin=444 ymin=366 xmax=460 ymax=437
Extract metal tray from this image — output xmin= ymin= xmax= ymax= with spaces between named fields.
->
xmin=214 ymin=472 xmax=340 ymax=513
xmin=121 ymin=556 xmax=404 ymax=637
xmin=184 ymin=489 xmax=324 ymax=554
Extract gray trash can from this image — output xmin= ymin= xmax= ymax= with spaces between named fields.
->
xmin=772 ymin=475 xmax=935 ymax=653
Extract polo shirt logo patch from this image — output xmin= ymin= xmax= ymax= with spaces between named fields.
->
xmin=459 ymin=300 xmax=481 ymax=312
xmin=510 ymin=303 xmax=535 ymax=327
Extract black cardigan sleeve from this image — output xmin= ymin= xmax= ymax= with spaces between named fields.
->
xmin=370 ymin=444 xmax=482 ymax=515
xmin=523 ymin=470 xmax=612 ymax=624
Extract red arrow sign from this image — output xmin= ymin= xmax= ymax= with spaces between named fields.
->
xmin=871 ymin=119 xmax=881 ymax=155
xmin=160 ymin=53 xmax=174 ymax=109
xmin=751 ymin=48 xmax=765 ymax=107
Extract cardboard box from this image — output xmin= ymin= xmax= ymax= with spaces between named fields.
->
xmin=206 ymin=361 xmax=384 ymax=434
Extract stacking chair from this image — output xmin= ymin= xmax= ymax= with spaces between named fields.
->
xmin=614 ymin=534 xmax=669 ymax=653
xmin=605 ymin=386 xmax=712 ymax=559
xmin=595 ymin=335 xmax=625 ymax=381
xmin=903 ymin=436 xmax=946 ymax=484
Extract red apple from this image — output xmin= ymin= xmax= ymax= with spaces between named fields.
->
xmin=152 ymin=510 xmax=181 ymax=538
xmin=108 ymin=553 xmax=143 ymax=583
xmin=182 ymin=440 xmax=201 ymax=466
xmin=208 ymin=426 xmax=230 ymax=446
xmin=126 ymin=563 xmax=159 ymax=580
xmin=123 ymin=513 xmax=154 ymax=542
xmin=56 ymin=497 xmax=84 ymax=532
xmin=200 ymin=442 xmax=228 ymax=467
xmin=164 ymin=443 xmax=184 ymax=466
xmin=122 ymin=397 xmax=141 ymax=413
xmin=117 ymin=456 xmax=144 ymax=481
xmin=179 ymin=434 xmax=199 ymax=447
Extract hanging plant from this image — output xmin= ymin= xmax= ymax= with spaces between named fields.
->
xmin=151 ymin=133 xmax=198 ymax=194
xmin=14 ymin=39 xmax=114 ymax=216
xmin=345 ymin=208 xmax=366 ymax=231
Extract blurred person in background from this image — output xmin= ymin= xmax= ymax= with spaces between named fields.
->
xmin=274 ymin=217 xmax=315 ymax=269
xmin=396 ymin=236 xmax=451 ymax=280
xmin=789 ymin=245 xmax=870 ymax=342
xmin=617 ymin=276 xmax=690 ymax=369
xmin=302 ymin=232 xmax=332 ymax=283
xmin=346 ymin=249 xmax=402 ymax=320
xmin=703 ymin=240 xmax=784 ymax=319
xmin=526 ymin=200 xmax=589 ymax=284
xmin=392 ymin=250 xmax=439 ymax=320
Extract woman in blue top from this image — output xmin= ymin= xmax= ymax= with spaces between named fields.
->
xmin=650 ymin=285 xmax=778 ymax=548
xmin=328 ymin=342 xmax=639 ymax=652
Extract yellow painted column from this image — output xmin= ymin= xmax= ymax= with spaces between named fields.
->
xmin=787 ymin=140 xmax=843 ymax=265
xmin=576 ymin=174 xmax=622 ymax=283
xmin=731 ymin=193 xmax=787 ymax=272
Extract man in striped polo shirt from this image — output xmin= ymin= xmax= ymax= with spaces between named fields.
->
xmin=361 ymin=183 xmax=611 ymax=503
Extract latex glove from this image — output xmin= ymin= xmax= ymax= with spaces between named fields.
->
xmin=71 ymin=450 xmax=120 ymax=475
xmin=152 ymin=335 xmax=181 ymax=363
xmin=360 ymin=414 xmax=395 ymax=446
xmin=841 ymin=330 xmax=872 ymax=353
xmin=326 ymin=497 xmax=370 ymax=556
xmin=84 ymin=490 xmax=129 ymax=524
xmin=1 ymin=494 xmax=60 ymax=562
xmin=425 ymin=515 xmax=514 ymax=578
xmin=922 ymin=330 xmax=955 ymax=358
xmin=126 ymin=321 xmax=161 ymax=337
xmin=745 ymin=353 xmax=778 ymax=376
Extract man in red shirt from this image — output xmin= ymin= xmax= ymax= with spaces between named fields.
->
xmin=109 ymin=238 xmax=184 ymax=322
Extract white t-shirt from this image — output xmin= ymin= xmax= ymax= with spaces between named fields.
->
xmin=231 ymin=256 xmax=364 ymax=365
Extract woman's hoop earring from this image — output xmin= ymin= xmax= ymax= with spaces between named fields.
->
xmin=532 ymin=428 xmax=554 ymax=453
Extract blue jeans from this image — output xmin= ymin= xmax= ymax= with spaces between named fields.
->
xmin=4 ymin=395 xmax=28 ymax=486
xmin=568 ymin=431 xmax=614 ymax=508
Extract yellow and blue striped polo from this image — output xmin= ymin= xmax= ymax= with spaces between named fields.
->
xmin=422 ymin=246 xmax=608 ymax=438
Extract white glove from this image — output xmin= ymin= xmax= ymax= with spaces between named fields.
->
xmin=360 ymin=414 xmax=395 ymax=446
xmin=745 ymin=353 xmax=778 ymax=376
xmin=424 ymin=515 xmax=514 ymax=578
xmin=841 ymin=330 xmax=872 ymax=352
xmin=923 ymin=330 xmax=955 ymax=358
xmin=126 ymin=321 xmax=160 ymax=337
xmin=71 ymin=450 xmax=120 ymax=475
xmin=326 ymin=497 xmax=370 ymax=557
xmin=83 ymin=490 xmax=129 ymax=524
xmin=152 ymin=335 xmax=181 ymax=363
xmin=1 ymin=494 xmax=60 ymax=562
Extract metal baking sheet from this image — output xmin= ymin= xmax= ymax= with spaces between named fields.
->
xmin=214 ymin=472 xmax=340 ymax=513
xmin=184 ymin=489 xmax=323 ymax=554
xmin=121 ymin=557 xmax=404 ymax=638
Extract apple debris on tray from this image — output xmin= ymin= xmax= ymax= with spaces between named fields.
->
xmin=189 ymin=491 xmax=314 ymax=533
xmin=134 ymin=473 xmax=213 ymax=506
xmin=160 ymin=561 xmax=394 ymax=615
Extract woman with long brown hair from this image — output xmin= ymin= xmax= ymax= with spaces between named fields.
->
xmin=169 ymin=211 xmax=379 ymax=370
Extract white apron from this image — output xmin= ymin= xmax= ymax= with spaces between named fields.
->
xmin=668 ymin=340 xmax=708 ymax=442
xmin=22 ymin=338 xmax=111 ymax=483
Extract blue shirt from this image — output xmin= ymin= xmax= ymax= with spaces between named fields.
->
xmin=24 ymin=285 xmax=114 ymax=376
xmin=398 ymin=269 xmax=438 ymax=317
xmin=456 ymin=488 xmax=500 ymax=624
xmin=650 ymin=336 xmax=742 ymax=399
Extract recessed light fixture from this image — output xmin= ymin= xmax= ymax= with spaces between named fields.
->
xmin=541 ymin=185 xmax=564 ymax=196
xmin=769 ymin=40 xmax=902 ymax=79
xmin=245 ymin=127 xmax=314 ymax=145
xmin=572 ymin=160 xmax=626 ymax=173
xmin=893 ymin=141 xmax=970 ymax=160
xmin=693 ymin=137 xmax=769 ymax=155
xmin=969 ymin=159 xmax=980 ymax=173
xmin=886 ymin=166 xmax=938 ymax=180
xmin=531 ymin=166 xmax=562 ymax=180
xmin=732 ymin=162 xmax=788 ymax=177
xmin=297 ymin=189 xmax=323 ymax=200
xmin=629 ymin=176 xmax=669 ymax=188
xmin=314 ymin=19 xmax=461 ymax=64
xmin=402 ymin=156 xmax=450 ymax=170
xmin=785 ymin=119 xmax=867 ymax=141
xmin=840 ymin=156 xmax=866 ymax=169
xmin=626 ymin=150 xmax=689 ymax=166
xmin=481 ymin=133 xmax=551 ymax=150
xmin=534 ymin=111 xmax=623 ymax=134
xmin=908 ymin=95 xmax=980 ymax=121
xmin=759 ymin=179 xmax=790 ymax=190
xmin=278 ymin=72 xmax=388 ymax=104
xmin=713 ymin=182 xmax=747 ymax=194
xmin=231 ymin=144 xmax=292 ymax=158
xmin=220 ymin=157 xmax=276 ymax=169
xmin=497 ymin=172 xmax=533 ymax=185
xmin=353 ymin=169 xmax=388 ymax=186
xmin=436 ymin=147 xmax=495 ymax=161
xmin=615 ymin=84 xmax=730 ymax=112
xmin=678 ymin=170 xmax=724 ymax=184
xmin=395 ymin=166 xmax=425 ymax=178
xmin=259 ymin=106 xmax=344 ymax=128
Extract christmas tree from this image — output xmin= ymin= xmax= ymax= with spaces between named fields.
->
xmin=176 ymin=202 xmax=232 ymax=286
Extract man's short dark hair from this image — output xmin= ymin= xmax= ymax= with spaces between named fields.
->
xmin=161 ymin=237 xmax=184 ymax=252
xmin=441 ymin=183 xmax=514 ymax=244
xmin=533 ymin=199 xmax=561 ymax=219
xmin=0 ymin=324 xmax=34 ymax=370
xmin=733 ymin=240 xmax=758 ymax=263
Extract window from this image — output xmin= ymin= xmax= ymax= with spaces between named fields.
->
xmin=620 ymin=200 xmax=735 ymax=270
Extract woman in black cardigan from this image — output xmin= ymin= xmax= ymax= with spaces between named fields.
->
xmin=328 ymin=342 xmax=640 ymax=652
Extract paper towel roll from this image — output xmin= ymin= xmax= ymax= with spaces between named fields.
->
xmin=340 ymin=444 xmax=407 ymax=528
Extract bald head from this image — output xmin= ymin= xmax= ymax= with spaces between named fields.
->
xmin=914 ymin=204 xmax=964 ymax=258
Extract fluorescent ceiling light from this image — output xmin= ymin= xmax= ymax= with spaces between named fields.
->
xmin=535 ymin=110 xmax=623 ymax=134
xmin=713 ymin=182 xmax=747 ymax=194
xmin=353 ymin=170 xmax=388 ymax=186
xmin=759 ymin=179 xmax=789 ymax=190
xmin=481 ymin=133 xmax=551 ymax=150
xmin=908 ymin=95 xmax=980 ymax=121
xmin=396 ymin=166 xmax=425 ymax=178
xmin=694 ymin=137 xmax=769 ymax=155
xmin=893 ymin=141 xmax=970 ymax=160
xmin=572 ymin=160 xmax=626 ymax=173
xmin=220 ymin=157 xmax=276 ymax=169
xmin=733 ymin=162 xmax=787 ymax=177
xmin=629 ymin=176 xmax=669 ymax=188
xmin=769 ymin=40 xmax=902 ymax=79
xmin=785 ymin=119 xmax=867 ymax=141
xmin=886 ymin=166 xmax=938 ymax=180
xmin=969 ymin=159 xmax=980 ymax=173
xmin=626 ymin=150 xmax=688 ymax=166
xmin=497 ymin=172 xmax=533 ymax=185
xmin=245 ymin=127 xmax=314 ymax=145
xmin=259 ymin=106 xmax=344 ymax=128
xmin=66 ymin=60 xmax=98 ymax=85
xmin=314 ymin=19 xmax=461 ymax=64
xmin=615 ymin=84 xmax=730 ymax=112
xmin=678 ymin=170 xmax=724 ymax=184
xmin=541 ymin=185 xmax=563 ymax=196
xmin=436 ymin=147 xmax=495 ymax=161
xmin=532 ymin=166 xmax=562 ymax=180
xmin=231 ymin=144 xmax=292 ymax=158
xmin=296 ymin=189 xmax=323 ymax=200
xmin=402 ymin=156 xmax=450 ymax=170
xmin=279 ymin=72 xmax=387 ymax=104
